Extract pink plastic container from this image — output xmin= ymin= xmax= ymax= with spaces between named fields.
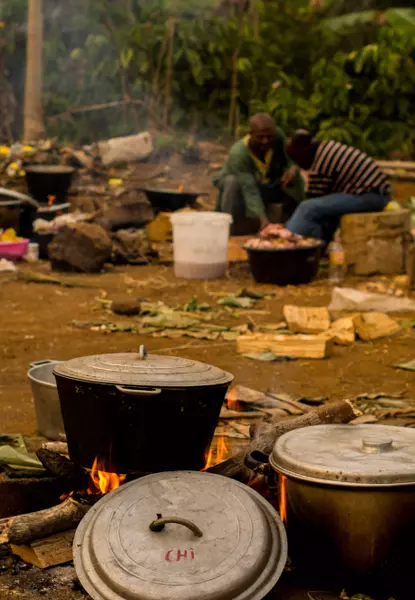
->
xmin=0 ymin=239 xmax=30 ymax=261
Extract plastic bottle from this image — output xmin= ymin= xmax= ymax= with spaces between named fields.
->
xmin=329 ymin=230 xmax=346 ymax=283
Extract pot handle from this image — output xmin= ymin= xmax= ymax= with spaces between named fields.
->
xmin=149 ymin=516 xmax=203 ymax=538
xmin=245 ymin=450 xmax=270 ymax=471
xmin=29 ymin=360 xmax=56 ymax=368
xmin=115 ymin=385 xmax=162 ymax=396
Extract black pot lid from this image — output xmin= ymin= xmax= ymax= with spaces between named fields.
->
xmin=54 ymin=347 xmax=233 ymax=388
xmin=73 ymin=471 xmax=287 ymax=600
xmin=270 ymin=424 xmax=415 ymax=487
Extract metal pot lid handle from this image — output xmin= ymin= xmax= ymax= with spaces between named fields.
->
xmin=115 ymin=385 xmax=161 ymax=396
xmin=149 ymin=515 xmax=203 ymax=538
xmin=138 ymin=345 xmax=147 ymax=360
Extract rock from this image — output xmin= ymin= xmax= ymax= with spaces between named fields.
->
xmin=341 ymin=210 xmax=411 ymax=275
xmin=96 ymin=190 xmax=153 ymax=232
xmin=112 ymin=299 xmax=141 ymax=316
xmin=111 ymin=228 xmax=156 ymax=265
xmin=49 ymin=223 xmax=112 ymax=272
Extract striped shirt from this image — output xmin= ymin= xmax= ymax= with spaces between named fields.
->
xmin=309 ymin=140 xmax=391 ymax=197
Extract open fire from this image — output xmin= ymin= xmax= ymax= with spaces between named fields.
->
xmin=203 ymin=436 xmax=229 ymax=470
xmin=279 ymin=475 xmax=287 ymax=523
xmin=87 ymin=457 xmax=126 ymax=495
xmin=47 ymin=194 xmax=56 ymax=206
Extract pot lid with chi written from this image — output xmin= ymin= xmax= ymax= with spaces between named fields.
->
xmin=54 ymin=346 xmax=233 ymax=388
xmin=73 ymin=471 xmax=287 ymax=600
xmin=270 ymin=424 xmax=415 ymax=487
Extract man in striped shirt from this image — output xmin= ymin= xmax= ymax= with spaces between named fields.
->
xmin=285 ymin=130 xmax=391 ymax=241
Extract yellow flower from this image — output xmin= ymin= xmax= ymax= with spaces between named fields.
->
xmin=0 ymin=146 xmax=10 ymax=156
xmin=19 ymin=170 xmax=26 ymax=177
xmin=9 ymin=162 xmax=19 ymax=171
xmin=23 ymin=145 xmax=34 ymax=153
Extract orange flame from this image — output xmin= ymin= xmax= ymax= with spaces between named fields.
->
xmin=48 ymin=195 xmax=56 ymax=206
xmin=226 ymin=388 xmax=242 ymax=412
xmin=87 ymin=457 xmax=126 ymax=495
xmin=178 ymin=185 xmax=184 ymax=193
xmin=203 ymin=436 xmax=229 ymax=470
xmin=279 ymin=475 xmax=287 ymax=523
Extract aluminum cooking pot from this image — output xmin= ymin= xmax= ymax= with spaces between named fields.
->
xmin=28 ymin=360 xmax=65 ymax=440
xmin=74 ymin=470 xmax=287 ymax=600
xmin=269 ymin=424 xmax=415 ymax=585
xmin=53 ymin=346 xmax=233 ymax=473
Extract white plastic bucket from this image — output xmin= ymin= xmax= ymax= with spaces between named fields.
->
xmin=170 ymin=212 xmax=233 ymax=279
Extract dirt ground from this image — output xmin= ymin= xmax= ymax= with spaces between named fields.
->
xmin=1 ymin=262 xmax=415 ymax=434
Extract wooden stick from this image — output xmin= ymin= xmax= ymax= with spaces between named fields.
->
xmin=208 ymin=400 xmax=359 ymax=481
xmin=8 ymin=498 xmax=90 ymax=546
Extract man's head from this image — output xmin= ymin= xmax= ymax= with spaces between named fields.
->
xmin=286 ymin=130 xmax=319 ymax=169
xmin=248 ymin=113 xmax=276 ymax=156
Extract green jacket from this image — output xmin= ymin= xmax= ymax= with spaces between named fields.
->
xmin=214 ymin=129 xmax=304 ymax=219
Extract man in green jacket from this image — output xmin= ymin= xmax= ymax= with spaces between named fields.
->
xmin=214 ymin=113 xmax=304 ymax=235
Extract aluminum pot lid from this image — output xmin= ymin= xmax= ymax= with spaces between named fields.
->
xmin=270 ymin=424 xmax=415 ymax=486
xmin=54 ymin=346 xmax=233 ymax=388
xmin=74 ymin=471 xmax=287 ymax=600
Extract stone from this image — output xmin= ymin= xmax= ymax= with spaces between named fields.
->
xmin=111 ymin=228 xmax=156 ymax=265
xmin=96 ymin=190 xmax=153 ymax=232
xmin=341 ymin=210 xmax=411 ymax=275
xmin=112 ymin=299 xmax=141 ymax=316
xmin=49 ymin=222 xmax=112 ymax=272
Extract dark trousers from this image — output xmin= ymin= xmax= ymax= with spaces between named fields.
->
xmin=286 ymin=191 xmax=390 ymax=242
xmin=219 ymin=175 xmax=298 ymax=236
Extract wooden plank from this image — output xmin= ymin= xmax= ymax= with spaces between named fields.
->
xmin=236 ymin=333 xmax=333 ymax=359
xmin=283 ymin=305 xmax=331 ymax=334
xmin=354 ymin=312 xmax=401 ymax=341
xmin=10 ymin=529 xmax=75 ymax=569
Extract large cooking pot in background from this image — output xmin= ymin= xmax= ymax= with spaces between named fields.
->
xmin=25 ymin=165 xmax=76 ymax=205
xmin=269 ymin=424 xmax=415 ymax=586
xmin=54 ymin=347 xmax=233 ymax=473
xmin=74 ymin=470 xmax=287 ymax=600
xmin=27 ymin=360 xmax=65 ymax=441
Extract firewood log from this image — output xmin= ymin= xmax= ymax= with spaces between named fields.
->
xmin=208 ymin=400 xmax=360 ymax=481
xmin=8 ymin=498 xmax=90 ymax=546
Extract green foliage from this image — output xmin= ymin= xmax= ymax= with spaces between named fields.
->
xmin=310 ymin=29 xmax=415 ymax=157
xmin=1 ymin=0 xmax=415 ymax=158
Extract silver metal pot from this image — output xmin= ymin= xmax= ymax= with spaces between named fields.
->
xmin=74 ymin=471 xmax=288 ymax=600
xmin=28 ymin=360 xmax=65 ymax=440
xmin=270 ymin=424 xmax=415 ymax=582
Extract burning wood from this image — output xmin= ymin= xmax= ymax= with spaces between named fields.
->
xmin=208 ymin=400 xmax=360 ymax=482
xmin=47 ymin=194 xmax=56 ymax=206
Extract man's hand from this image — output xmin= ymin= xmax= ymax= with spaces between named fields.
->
xmin=281 ymin=166 xmax=299 ymax=188
xmin=259 ymin=216 xmax=270 ymax=231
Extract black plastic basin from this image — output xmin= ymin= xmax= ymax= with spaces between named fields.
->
xmin=245 ymin=243 xmax=323 ymax=286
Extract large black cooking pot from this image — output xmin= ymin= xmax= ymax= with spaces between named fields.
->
xmin=25 ymin=165 xmax=76 ymax=205
xmin=53 ymin=347 xmax=233 ymax=474
xmin=142 ymin=188 xmax=207 ymax=214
